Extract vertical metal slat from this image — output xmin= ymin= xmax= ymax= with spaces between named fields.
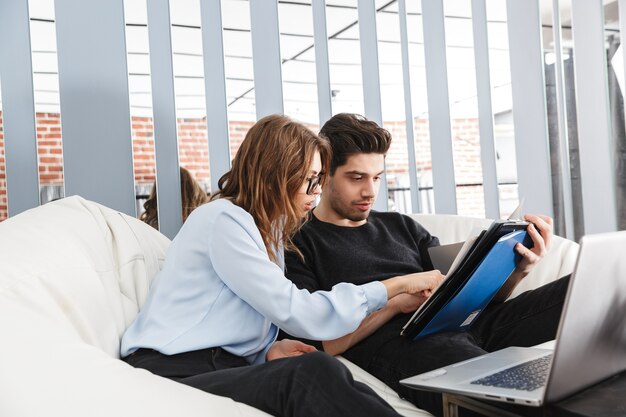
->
xmin=421 ymin=0 xmax=457 ymax=214
xmin=146 ymin=0 xmax=183 ymax=239
xmin=506 ymin=0 xmax=554 ymax=217
xmin=249 ymin=0 xmax=284 ymax=118
xmin=471 ymin=0 xmax=500 ymax=220
xmin=200 ymin=0 xmax=231 ymax=193
xmin=571 ymin=0 xmax=617 ymax=233
xmin=358 ymin=0 xmax=388 ymax=212
xmin=0 ymin=0 xmax=40 ymax=216
xmin=398 ymin=0 xmax=421 ymax=213
xmin=551 ymin=0 xmax=575 ymax=239
xmin=55 ymin=0 xmax=135 ymax=215
xmin=312 ymin=0 xmax=333 ymax=126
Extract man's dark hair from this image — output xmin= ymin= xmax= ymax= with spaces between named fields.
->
xmin=319 ymin=113 xmax=392 ymax=175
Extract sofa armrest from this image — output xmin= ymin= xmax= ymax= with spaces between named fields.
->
xmin=409 ymin=214 xmax=493 ymax=245
xmin=336 ymin=356 xmax=434 ymax=417
xmin=0 ymin=289 xmax=271 ymax=417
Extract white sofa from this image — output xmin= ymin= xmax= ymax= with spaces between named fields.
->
xmin=0 ymin=197 xmax=579 ymax=417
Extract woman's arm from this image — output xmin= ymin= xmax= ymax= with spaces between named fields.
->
xmin=266 ymin=339 xmax=317 ymax=361
xmin=209 ymin=211 xmax=443 ymax=341
xmin=380 ymin=270 xmax=444 ymax=299
xmin=322 ymin=292 xmax=428 ymax=355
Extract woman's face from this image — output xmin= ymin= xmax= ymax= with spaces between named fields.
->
xmin=295 ymin=151 xmax=323 ymax=217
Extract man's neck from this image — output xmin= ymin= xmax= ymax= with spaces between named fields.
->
xmin=313 ymin=198 xmax=368 ymax=228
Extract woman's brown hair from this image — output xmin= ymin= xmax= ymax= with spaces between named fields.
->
xmin=141 ymin=167 xmax=209 ymax=230
xmin=211 ymin=114 xmax=330 ymax=262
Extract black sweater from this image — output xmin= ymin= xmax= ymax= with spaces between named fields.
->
xmin=281 ymin=211 xmax=439 ymax=351
xmin=285 ymin=210 xmax=439 ymax=291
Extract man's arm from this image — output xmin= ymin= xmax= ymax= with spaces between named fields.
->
xmin=285 ymin=242 xmax=441 ymax=355
xmin=284 ymin=215 xmax=443 ymax=353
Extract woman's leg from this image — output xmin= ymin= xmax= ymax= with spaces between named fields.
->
xmin=182 ymin=351 xmax=401 ymax=417
xmin=125 ymin=349 xmax=402 ymax=417
xmin=123 ymin=346 xmax=248 ymax=378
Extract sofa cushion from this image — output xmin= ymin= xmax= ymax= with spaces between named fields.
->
xmin=0 ymin=196 xmax=270 ymax=417
xmin=410 ymin=213 xmax=493 ymax=246
xmin=0 ymin=195 xmax=170 ymax=356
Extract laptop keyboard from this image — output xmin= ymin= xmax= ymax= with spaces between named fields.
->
xmin=470 ymin=354 xmax=553 ymax=392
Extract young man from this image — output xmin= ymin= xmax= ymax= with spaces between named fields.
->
xmin=283 ymin=113 xmax=569 ymax=417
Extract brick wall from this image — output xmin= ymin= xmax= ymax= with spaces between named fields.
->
xmin=37 ymin=113 xmax=64 ymax=184
xmin=228 ymin=120 xmax=254 ymax=161
xmin=452 ymin=118 xmax=485 ymax=217
xmin=384 ymin=118 xmax=483 ymax=181
xmin=131 ymin=117 xmax=156 ymax=184
xmin=176 ymin=118 xmax=211 ymax=185
xmin=128 ymin=117 xmax=212 ymax=188
xmin=0 ymin=112 xmax=486 ymax=221
xmin=384 ymin=118 xmax=485 ymax=217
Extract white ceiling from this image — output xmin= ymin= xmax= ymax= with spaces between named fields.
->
xmin=3 ymin=0 xmax=620 ymax=124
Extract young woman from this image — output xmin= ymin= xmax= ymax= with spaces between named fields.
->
xmin=121 ymin=115 xmax=444 ymax=417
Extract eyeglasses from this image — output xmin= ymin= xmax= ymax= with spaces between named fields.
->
xmin=305 ymin=173 xmax=324 ymax=195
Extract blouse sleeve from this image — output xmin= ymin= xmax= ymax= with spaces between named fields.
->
xmin=207 ymin=211 xmax=387 ymax=340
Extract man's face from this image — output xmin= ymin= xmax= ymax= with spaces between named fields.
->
xmin=323 ymin=153 xmax=385 ymax=223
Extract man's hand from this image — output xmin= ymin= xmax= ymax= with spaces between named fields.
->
xmin=266 ymin=339 xmax=317 ymax=361
xmin=515 ymin=214 xmax=553 ymax=275
xmin=494 ymin=213 xmax=553 ymax=302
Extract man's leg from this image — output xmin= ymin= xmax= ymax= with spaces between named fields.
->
xmin=470 ymin=275 xmax=570 ymax=351
xmin=336 ymin=276 xmax=570 ymax=416
xmin=343 ymin=315 xmax=488 ymax=417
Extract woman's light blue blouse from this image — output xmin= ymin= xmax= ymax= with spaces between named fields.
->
xmin=121 ymin=199 xmax=387 ymax=364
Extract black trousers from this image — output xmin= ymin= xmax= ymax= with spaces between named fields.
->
xmin=341 ymin=275 xmax=571 ymax=417
xmin=123 ymin=348 xmax=402 ymax=417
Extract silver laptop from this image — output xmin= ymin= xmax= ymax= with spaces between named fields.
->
xmin=401 ymin=230 xmax=626 ymax=406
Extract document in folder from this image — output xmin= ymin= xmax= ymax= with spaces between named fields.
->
xmin=401 ymin=220 xmax=532 ymax=340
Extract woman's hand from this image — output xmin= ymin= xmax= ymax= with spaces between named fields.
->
xmin=381 ymin=270 xmax=445 ymax=300
xmin=388 ymin=292 xmax=430 ymax=314
xmin=266 ymin=339 xmax=317 ymax=361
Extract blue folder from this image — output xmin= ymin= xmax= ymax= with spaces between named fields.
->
xmin=402 ymin=228 xmax=532 ymax=340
